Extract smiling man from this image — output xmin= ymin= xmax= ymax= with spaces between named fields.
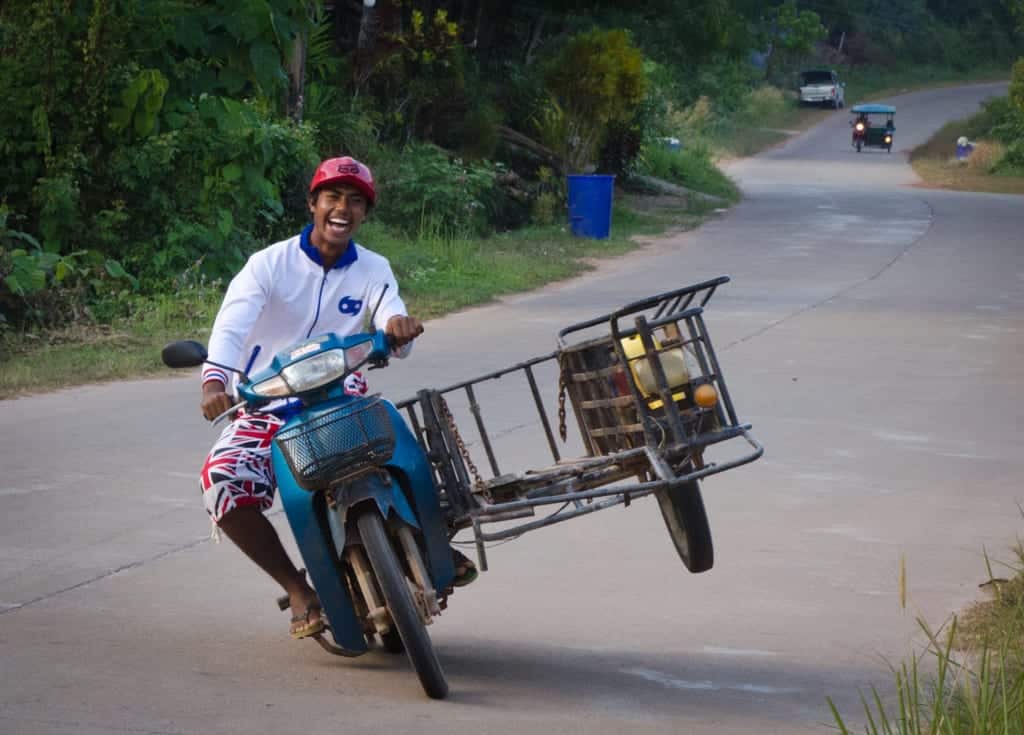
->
xmin=196 ymin=156 xmax=474 ymax=641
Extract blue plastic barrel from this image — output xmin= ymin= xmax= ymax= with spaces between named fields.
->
xmin=567 ymin=174 xmax=615 ymax=239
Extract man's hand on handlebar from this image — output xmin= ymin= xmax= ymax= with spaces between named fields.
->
xmin=201 ymin=381 xmax=235 ymax=421
xmin=385 ymin=315 xmax=424 ymax=347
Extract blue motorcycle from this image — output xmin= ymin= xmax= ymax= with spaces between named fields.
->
xmin=164 ymin=276 xmax=764 ymax=701
xmin=162 ymin=328 xmax=455 ymax=699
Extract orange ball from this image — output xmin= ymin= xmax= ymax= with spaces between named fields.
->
xmin=693 ymin=383 xmax=718 ymax=408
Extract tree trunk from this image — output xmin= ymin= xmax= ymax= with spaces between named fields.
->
xmin=474 ymin=0 xmax=498 ymax=55
xmin=357 ymin=0 xmax=379 ymax=52
xmin=524 ymin=10 xmax=545 ymax=65
xmin=459 ymin=0 xmax=474 ymax=46
xmin=498 ymin=125 xmax=564 ymax=174
xmin=286 ymin=31 xmax=306 ymax=123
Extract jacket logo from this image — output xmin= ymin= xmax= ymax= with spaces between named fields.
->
xmin=338 ymin=296 xmax=363 ymax=315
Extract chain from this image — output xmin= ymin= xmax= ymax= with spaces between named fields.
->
xmin=557 ymin=371 xmax=568 ymax=442
xmin=439 ymin=396 xmax=487 ymax=492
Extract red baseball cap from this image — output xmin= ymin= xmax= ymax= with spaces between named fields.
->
xmin=308 ymin=156 xmax=376 ymax=205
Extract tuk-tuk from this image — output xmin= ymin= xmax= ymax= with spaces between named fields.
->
xmin=850 ymin=104 xmax=895 ymax=153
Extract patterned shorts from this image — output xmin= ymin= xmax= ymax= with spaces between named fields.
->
xmin=198 ymin=371 xmax=368 ymax=522
xmin=199 ymin=410 xmax=286 ymax=522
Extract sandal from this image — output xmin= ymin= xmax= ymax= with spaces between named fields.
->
xmin=289 ymin=597 xmax=325 ymax=639
xmin=276 ymin=569 xmax=326 ymax=639
xmin=452 ymin=549 xmax=479 ymax=588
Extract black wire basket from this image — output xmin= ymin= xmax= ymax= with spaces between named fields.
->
xmin=275 ymin=397 xmax=395 ymax=490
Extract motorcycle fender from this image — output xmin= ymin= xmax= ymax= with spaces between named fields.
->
xmin=328 ymin=471 xmax=420 ymax=555
xmin=273 ymin=442 xmax=369 ymax=654
xmin=380 ymin=401 xmax=456 ymax=592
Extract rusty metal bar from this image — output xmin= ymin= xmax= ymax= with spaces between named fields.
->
xmin=524 ymin=364 xmax=560 ymax=463
xmin=464 ymin=384 xmax=500 ymax=478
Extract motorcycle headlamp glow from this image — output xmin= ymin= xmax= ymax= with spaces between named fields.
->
xmin=855 ymin=123 xmax=865 ymax=131
xmin=251 ymin=374 xmax=290 ymax=397
xmin=252 ymin=348 xmax=347 ymax=397
xmin=884 ymin=135 xmax=892 ymax=143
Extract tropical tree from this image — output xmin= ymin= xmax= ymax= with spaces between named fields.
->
xmin=541 ymin=28 xmax=647 ymax=172
xmin=764 ymin=1 xmax=827 ymax=83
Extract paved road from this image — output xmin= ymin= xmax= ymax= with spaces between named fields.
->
xmin=1 ymin=82 xmax=1017 ymax=734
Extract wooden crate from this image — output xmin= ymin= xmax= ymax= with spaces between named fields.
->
xmin=558 ymin=335 xmax=645 ymax=457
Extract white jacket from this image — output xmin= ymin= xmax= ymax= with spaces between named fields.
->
xmin=202 ymin=225 xmax=411 ymax=390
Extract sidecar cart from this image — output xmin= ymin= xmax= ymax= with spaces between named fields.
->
xmin=396 ymin=276 xmax=763 ymax=575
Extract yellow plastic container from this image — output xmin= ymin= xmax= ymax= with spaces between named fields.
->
xmin=619 ymin=335 xmax=689 ymax=409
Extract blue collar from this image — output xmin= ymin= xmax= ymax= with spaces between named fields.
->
xmin=299 ymin=224 xmax=358 ymax=270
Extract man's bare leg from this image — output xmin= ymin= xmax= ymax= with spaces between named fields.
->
xmin=217 ymin=505 xmax=321 ymax=633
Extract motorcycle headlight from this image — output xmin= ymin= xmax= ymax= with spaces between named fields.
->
xmin=252 ymin=349 xmax=347 ymax=397
xmin=282 ymin=349 xmax=347 ymax=393
xmin=884 ymin=135 xmax=892 ymax=143
xmin=855 ymin=123 xmax=865 ymax=131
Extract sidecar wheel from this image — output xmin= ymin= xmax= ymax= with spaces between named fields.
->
xmin=358 ymin=511 xmax=448 ymax=699
xmin=656 ymin=478 xmax=714 ymax=573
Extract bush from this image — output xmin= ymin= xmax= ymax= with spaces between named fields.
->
xmin=373 ymin=143 xmax=500 ymax=236
xmin=967 ymin=96 xmax=1024 ymax=144
xmin=598 ymin=119 xmax=644 ymax=178
xmin=304 ymin=84 xmax=383 ymax=161
xmin=455 ymin=100 xmax=503 ymax=161
xmin=637 ymin=141 xmax=739 ymax=201
xmin=0 ymin=206 xmax=138 ymax=330
xmin=529 ymin=166 xmax=564 ymax=226
xmin=1011 ymin=58 xmax=1024 ymax=115
xmin=101 ymin=100 xmax=319 ymax=287
xmin=739 ymin=86 xmax=789 ymax=124
xmin=963 ymin=140 xmax=1006 ymax=172
xmin=0 ymin=0 xmax=321 ymax=302
xmin=993 ymin=140 xmax=1024 ymax=175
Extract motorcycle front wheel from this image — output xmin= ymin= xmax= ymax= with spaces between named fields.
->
xmin=357 ymin=510 xmax=448 ymax=699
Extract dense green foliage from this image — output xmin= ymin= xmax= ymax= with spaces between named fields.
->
xmin=964 ymin=59 xmax=1024 ymax=174
xmin=0 ymin=0 xmax=319 ymax=329
xmin=1 ymin=0 xmax=1022 ymax=334
xmin=542 ymin=29 xmax=647 ymax=172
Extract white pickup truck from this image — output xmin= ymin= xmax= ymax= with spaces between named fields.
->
xmin=799 ymin=69 xmax=845 ymax=109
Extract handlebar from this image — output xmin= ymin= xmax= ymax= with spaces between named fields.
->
xmin=177 ymin=328 xmax=418 ymax=425
xmin=210 ymin=398 xmax=248 ymax=426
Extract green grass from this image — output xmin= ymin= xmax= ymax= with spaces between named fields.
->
xmin=829 ymin=529 xmax=1024 ymax=733
xmin=683 ymin=85 xmax=824 ymax=160
xmin=829 ymin=617 xmax=1024 ymax=734
xmin=638 ymin=143 xmax=742 ymax=201
xmin=0 ymin=195 xmax=707 ymax=398
xmin=909 ymin=119 xmax=1024 ymax=196
xmin=958 ymin=540 xmax=1024 ymax=667
xmin=0 ymin=284 xmax=225 ymax=398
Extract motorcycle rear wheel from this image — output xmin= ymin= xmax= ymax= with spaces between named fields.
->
xmin=380 ymin=628 xmax=405 ymax=654
xmin=357 ymin=510 xmax=448 ymax=699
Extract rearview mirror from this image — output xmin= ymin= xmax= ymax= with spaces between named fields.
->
xmin=162 ymin=340 xmax=209 ymax=368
